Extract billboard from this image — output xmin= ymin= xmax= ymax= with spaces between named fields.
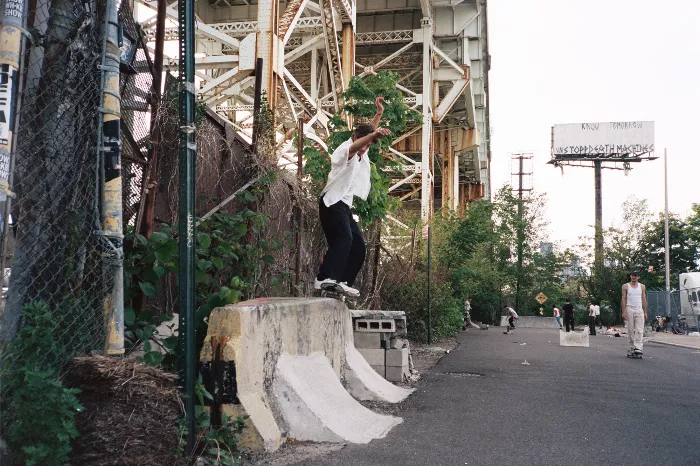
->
xmin=552 ymin=121 xmax=654 ymax=157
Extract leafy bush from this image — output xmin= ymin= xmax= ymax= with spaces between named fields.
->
xmin=123 ymin=179 xmax=283 ymax=367
xmin=382 ymin=273 xmax=462 ymax=342
xmin=1 ymin=301 xmax=83 ymax=465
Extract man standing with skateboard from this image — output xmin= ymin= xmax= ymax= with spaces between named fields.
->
xmin=314 ymin=96 xmax=391 ymax=297
xmin=622 ymin=271 xmax=647 ymax=358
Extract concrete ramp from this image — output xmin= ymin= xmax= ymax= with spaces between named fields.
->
xmin=273 ymin=353 xmax=401 ymax=443
xmin=201 ymin=297 xmax=410 ymax=451
xmin=500 ymin=316 xmax=560 ymax=328
xmin=344 ymin=344 xmax=414 ymax=403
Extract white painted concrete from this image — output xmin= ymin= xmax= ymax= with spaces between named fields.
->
xmin=202 ymin=297 xmax=412 ymax=451
xmin=560 ymin=330 xmax=590 ymax=347
xmin=344 ymin=344 xmax=414 ymax=403
xmin=274 ymin=353 xmax=402 ymax=443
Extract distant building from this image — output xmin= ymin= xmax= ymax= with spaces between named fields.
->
xmin=539 ymin=242 xmax=553 ymax=255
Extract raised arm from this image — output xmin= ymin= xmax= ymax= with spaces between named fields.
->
xmin=348 ymin=128 xmax=391 ymax=158
xmin=370 ymin=96 xmax=384 ymax=129
xmin=621 ymin=284 xmax=627 ymax=320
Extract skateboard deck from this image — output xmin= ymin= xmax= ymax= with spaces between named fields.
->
xmin=314 ymin=285 xmax=347 ymax=302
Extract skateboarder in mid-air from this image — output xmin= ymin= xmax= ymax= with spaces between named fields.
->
xmin=314 ymin=96 xmax=391 ymax=298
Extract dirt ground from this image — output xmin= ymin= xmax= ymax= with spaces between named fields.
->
xmin=246 ymin=337 xmax=459 ymax=465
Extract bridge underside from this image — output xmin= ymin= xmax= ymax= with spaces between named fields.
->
xmin=136 ymin=0 xmax=491 ymax=219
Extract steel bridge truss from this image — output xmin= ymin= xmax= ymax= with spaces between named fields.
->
xmin=135 ymin=0 xmax=491 ymax=221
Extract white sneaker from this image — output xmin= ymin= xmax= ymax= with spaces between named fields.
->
xmin=315 ymin=278 xmax=342 ymax=291
xmin=338 ymin=282 xmax=360 ymax=297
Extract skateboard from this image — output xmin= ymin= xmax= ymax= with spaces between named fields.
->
xmin=627 ymin=351 xmax=643 ymax=359
xmin=317 ymin=288 xmax=346 ymax=302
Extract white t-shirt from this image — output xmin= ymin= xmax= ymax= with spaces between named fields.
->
xmin=507 ymin=307 xmax=518 ymax=318
xmin=553 ymin=307 xmax=560 ymax=317
xmin=321 ymin=138 xmax=371 ymax=208
xmin=593 ymin=305 xmax=600 ymax=316
xmin=589 ymin=305 xmax=596 ymax=317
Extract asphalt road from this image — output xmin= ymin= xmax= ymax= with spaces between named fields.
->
xmin=302 ymin=328 xmax=700 ymax=466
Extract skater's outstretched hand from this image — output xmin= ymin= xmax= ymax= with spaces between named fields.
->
xmin=373 ymin=128 xmax=391 ymax=140
xmin=371 ymin=96 xmax=385 ymax=129
xmin=375 ymin=96 xmax=385 ymax=115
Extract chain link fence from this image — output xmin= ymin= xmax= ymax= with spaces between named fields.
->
xmin=0 ymin=0 xmax=109 ymax=356
xmin=646 ymin=289 xmax=681 ymax=318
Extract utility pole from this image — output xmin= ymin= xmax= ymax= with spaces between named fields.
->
xmin=178 ymin=0 xmax=196 ymax=453
xmin=594 ymin=160 xmax=603 ymax=269
xmin=0 ymin=0 xmax=27 ymax=341
xmin=511 ymin=153 xmax=532 ymax=314
xmin=664 ymin=149 xmax=671 ymax=317
xmin=101 ymin=0 xmax=124 ymax=356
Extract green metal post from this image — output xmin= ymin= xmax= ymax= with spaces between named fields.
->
xmin=178 ymin=0 xmax=196 ymax=453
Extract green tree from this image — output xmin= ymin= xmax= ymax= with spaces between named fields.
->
xmin=303 ymin=72 xmax=421 ymax=226
xmin=636 ymin=214 xmax=699 ymax=288
xmin=576 ymin=196 xmax=656 ymax=323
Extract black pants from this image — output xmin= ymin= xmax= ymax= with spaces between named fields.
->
xmin=565 ymin=313 xmax=575 ymax=332
xmin=588 ymin=316 xmax=597 ymax=335
xmin=508 ymin=317 xmax=515 ymax=329
xmin=595 ymin=315 xmax=602 ymax=329
xmin=317 ymin=198 xmax=366 ymax=286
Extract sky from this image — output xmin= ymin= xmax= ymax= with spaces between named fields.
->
xmin=487 ymin=0 xmax=700 ymax=249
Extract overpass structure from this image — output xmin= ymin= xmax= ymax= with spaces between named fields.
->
xmin=136 ymin=0 xmax=491 ymax=219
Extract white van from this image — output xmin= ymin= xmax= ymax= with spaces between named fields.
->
xmin=679 ymin=272 xmax=700 ymax=329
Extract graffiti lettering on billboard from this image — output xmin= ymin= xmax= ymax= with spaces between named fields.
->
xmin=553 ymin=144 xmax=655 ymax=156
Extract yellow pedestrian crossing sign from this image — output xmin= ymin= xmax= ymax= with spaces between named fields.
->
xmin=535 ymin=292 xmax=547 ymax=304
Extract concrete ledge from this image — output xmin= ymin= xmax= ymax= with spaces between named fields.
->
xmin=500 ymin=316 xmax=561 ymax=328
xmin=202 ymin=297 xmax=412 ymax=452
xmin=560 ymin=330 xmax=590 ymax=347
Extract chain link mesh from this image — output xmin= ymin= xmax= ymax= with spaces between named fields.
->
xmin=0 ymin=0 xmax=106 ymax=355
xmin=0 ymin=0 xmax=153 ymax=396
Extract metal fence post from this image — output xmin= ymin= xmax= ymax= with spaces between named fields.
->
xmin=100 ymin=0 xmax=124 ymax=355
xmin=178 ymin=0 xmax=197 ymax=452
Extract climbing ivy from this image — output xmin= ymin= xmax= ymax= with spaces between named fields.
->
xmin=123 ymin=174 xmax=283 ymax=367
xmin=303 ymin=71 xmax=421 ymax=226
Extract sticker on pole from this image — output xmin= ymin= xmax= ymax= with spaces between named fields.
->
xmin=535 ymin=292 xmax=547 ymax=304
xmin=0 ymin=64 xmax=14 ymax=148
xmin=422 ymin=225 xmax=429 ymax=239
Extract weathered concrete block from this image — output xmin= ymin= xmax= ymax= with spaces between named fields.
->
xmin=355 ymin=319 xmax=396 ymax=333
xmin=353 ymin=332 xmax=382 ymax=349
xmin=386 ymin=348 xmax=409 ymax=367
xmin=358 ymin=348 xmax=385 ymax=366
xmin=385 ymin=365 xmax=408 ymax=383
xmin=389 ymin=337 xmax=408 ymax=349
xmin=560 ymin=330 xmax=590 ymax=347
xmin=202 ymin=298 xmax=410 ymax=452
xmin=370 ymin=365 xmax=385 ymax=378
